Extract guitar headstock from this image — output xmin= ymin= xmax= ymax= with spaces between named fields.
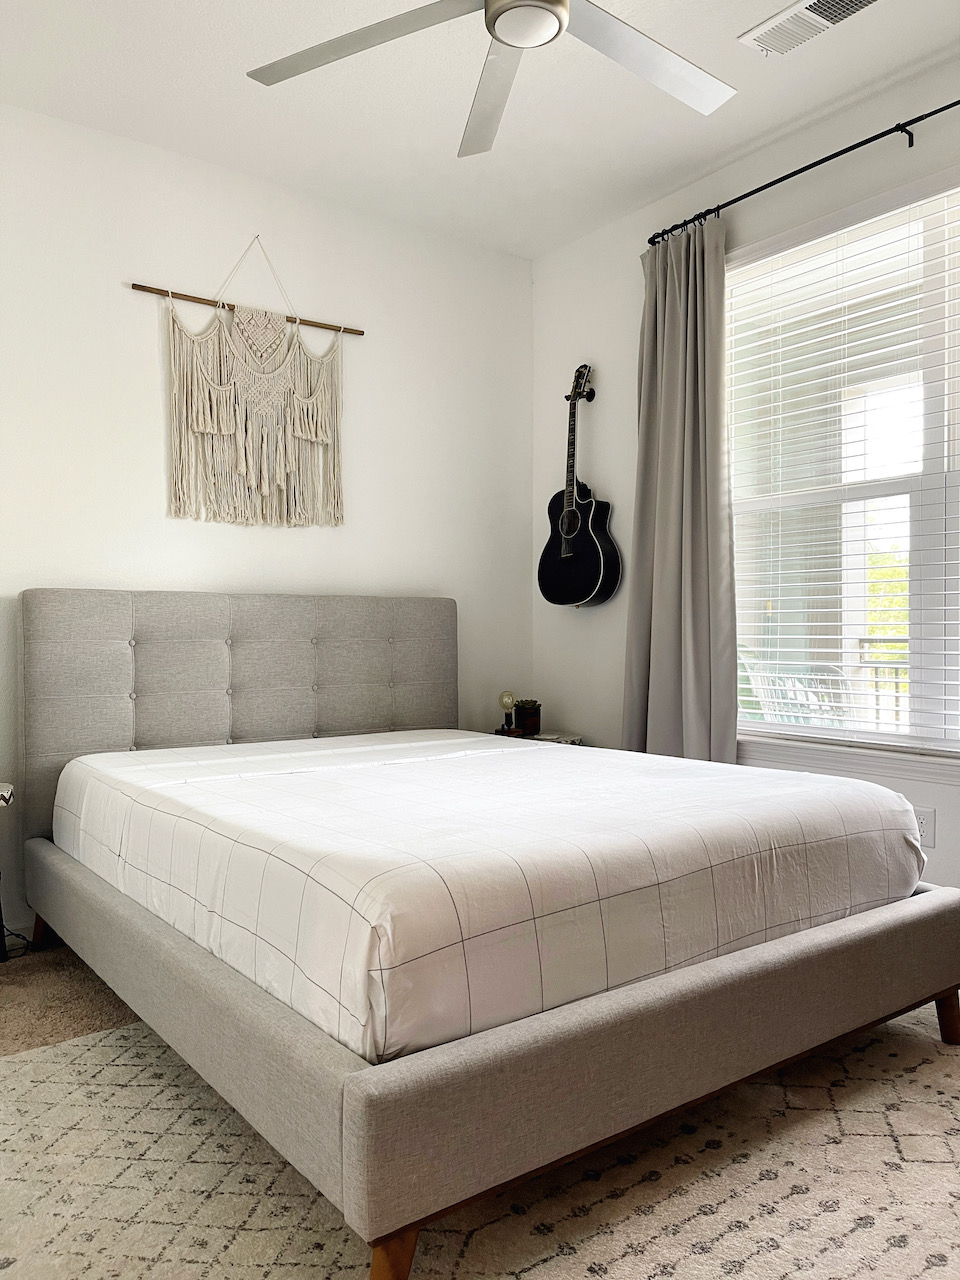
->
xmin=565 ymin=364 xmax=595 ymax=403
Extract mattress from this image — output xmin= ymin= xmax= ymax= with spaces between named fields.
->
xmin=52 ymin=730 xmax=924 ymax=1062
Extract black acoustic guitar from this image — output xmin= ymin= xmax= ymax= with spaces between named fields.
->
xmin=538 ymin=364 xmax=622 ymax=607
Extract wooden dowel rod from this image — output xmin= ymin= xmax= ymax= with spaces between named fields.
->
xmin=129 ymin=282 xmax=364 ymax=336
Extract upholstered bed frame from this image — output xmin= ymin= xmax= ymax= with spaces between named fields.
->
xmin=19 ymin=589 xmax=960 ymax=1280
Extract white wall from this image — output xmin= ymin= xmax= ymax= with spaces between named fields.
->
xmin=0 ymin=105 xmax=534 ymax=930
xmin=530 ymin=58 xmax=960 ymax=882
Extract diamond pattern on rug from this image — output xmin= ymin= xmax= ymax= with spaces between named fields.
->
xmin=0 ymin=1008 xmax=958 ymax=1278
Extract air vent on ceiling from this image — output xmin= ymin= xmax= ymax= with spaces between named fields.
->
xmin=740 ymin=0 xmax=880 ymax=55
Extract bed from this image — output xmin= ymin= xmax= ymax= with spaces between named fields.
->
xmin=18 ymin=588 xmax=960 ymax=1280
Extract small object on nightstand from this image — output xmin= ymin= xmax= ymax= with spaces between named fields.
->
xmin=533 ymin=733 xmax=584 ymax=746
xmin=0 ymin=783 xmax=13 ymax=963
xmin=496 ymin=690 xmax=518 ymax=736
xmin=514 ymin=699 xmax=542 ymax=737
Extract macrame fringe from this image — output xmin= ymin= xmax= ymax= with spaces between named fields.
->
xmin=168 ymin=302 xmax=343 ymax=528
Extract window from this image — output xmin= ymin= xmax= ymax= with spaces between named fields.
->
xmin=728 ymin=185 xmax=960 ymax=750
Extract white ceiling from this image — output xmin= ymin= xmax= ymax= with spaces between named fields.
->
xmin=1 ymin=0 xmax=957 ymax=257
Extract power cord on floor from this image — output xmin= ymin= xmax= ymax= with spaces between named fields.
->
xmin=2 ymin=927 xmax=33 ymax=961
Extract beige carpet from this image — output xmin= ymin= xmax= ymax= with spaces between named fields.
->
xmin=1 ymin=1008 xmax=958 ymax=1280
xmin=0 ymin=944 xmax=138 ymax=1057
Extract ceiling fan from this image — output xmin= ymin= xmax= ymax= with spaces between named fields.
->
xmin=248 ymin=0 xmax=736 ymax=157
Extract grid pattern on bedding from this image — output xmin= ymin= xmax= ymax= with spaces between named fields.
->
xmin=52 ymin=731 xmax=924 ymax=1062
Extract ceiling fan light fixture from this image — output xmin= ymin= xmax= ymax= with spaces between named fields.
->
xmin=486 ymin=0 xmax=568 ymax=48
xmin=495 ymin=8 xmax=559 ymax=46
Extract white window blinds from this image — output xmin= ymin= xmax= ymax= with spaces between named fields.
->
xmin=728 ymin=184 xmax=960 ymax=750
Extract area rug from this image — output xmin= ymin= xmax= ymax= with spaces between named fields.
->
xmin=0 ymin=946 xmax=137 ymax=1057
xmin=1 ymin=1009 xmax=958 ymax=1280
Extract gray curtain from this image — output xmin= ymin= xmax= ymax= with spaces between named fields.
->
xmin=622 ymin=219 xmax=737 ymax=763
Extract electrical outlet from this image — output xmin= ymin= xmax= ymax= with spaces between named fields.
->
xmin=914 ymin=806 xmax=936 ymax=849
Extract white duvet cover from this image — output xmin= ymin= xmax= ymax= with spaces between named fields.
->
xmin=53 ymin=730 xmax=924 ymax=1062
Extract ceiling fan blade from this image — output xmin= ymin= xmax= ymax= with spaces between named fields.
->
xmin=566 ymin=0 xmax=735 ymax=115
xmin=458 ymin=40 xmax=524 ymax=157
xmin=248 ymin=0 xmax=485 ymax=86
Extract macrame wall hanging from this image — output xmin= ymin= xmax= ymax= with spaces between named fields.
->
xmin=166 ymin=236 xmax=344 ymax=528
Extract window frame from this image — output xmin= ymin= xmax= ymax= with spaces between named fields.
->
xmin=728 ymin=183 xmax=960 ymax=754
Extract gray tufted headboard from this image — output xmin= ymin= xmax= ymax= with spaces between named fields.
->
xmin=19 ymin=589 xmax=458 ymax=840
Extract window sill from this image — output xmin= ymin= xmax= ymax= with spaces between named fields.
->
xmin=737 ymin=732 xmax=960 ymax=786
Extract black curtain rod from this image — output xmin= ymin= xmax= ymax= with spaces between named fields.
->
xmin=648 ymin=97 xmax=960 ymax=247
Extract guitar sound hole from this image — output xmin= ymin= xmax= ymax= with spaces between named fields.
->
xmin=559 ymin=509 xmax=581 ymax=539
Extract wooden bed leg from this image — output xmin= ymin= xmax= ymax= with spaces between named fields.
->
xmin=31 ymin=914 xmax=55 ymax=950
xmin=369 ymin=1227 xmax=420 ymax=1280
xmin=935 ymin=988 xmax=960 ymax=1045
